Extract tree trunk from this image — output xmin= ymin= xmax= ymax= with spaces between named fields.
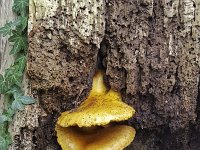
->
xmin=1 ymin=0 xmax=200 ymax=150
xmin=0 ymin=0 xmax=15 ymax=111
xmin=0 ymin=1 xmax=15 ymax=148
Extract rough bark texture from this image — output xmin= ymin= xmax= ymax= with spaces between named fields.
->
xmin=1 ymin=0 xmax=200 ymax=150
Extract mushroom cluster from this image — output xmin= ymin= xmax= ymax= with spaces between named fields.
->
xmin=56 ymin=71 xmax=136 ymax=150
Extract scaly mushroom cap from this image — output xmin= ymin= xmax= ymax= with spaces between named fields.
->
xmin=56 ymin=125 xmax=136 ymax=150
xmin=57 ymin=71 xmax=135 ymax=127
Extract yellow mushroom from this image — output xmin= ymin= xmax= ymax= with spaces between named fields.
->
xmin=56 ymin=125 xmax=135 ymax=150
xmin=56 ymin=71 xmax=136 ymax=150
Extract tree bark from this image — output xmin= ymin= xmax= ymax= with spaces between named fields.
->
xmin=0 ymin=1 xmax=15 ymax=148
xmin=0 ymin=0 xmax=15 ymax=111
xmin=1 ymin=0 xmax=200 ymax=150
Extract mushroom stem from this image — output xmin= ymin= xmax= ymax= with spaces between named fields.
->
xmin=90 ymin=71 xmax=107 ymax=95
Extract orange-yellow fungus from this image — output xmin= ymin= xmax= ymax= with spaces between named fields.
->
xmin=56 ymin=71 xmax=136 ymax=150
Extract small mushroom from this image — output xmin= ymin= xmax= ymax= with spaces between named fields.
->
xmin=56 ymin=71 xmax=136 ymax=150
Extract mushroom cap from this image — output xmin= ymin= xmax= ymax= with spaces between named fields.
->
xmin=57 ymin=71 xmax=135 ymax=127
xmin=56 ymin=125 xmax=136 ymax=150
xmin=57 ymin=89 xmax=135 ymax=127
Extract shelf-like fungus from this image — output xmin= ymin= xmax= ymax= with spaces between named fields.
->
xmin=56 ymin=71 xmax=136 ymax=150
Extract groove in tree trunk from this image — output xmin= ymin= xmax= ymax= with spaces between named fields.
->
xmin=0 ymin=0 xmax=200 ymax=150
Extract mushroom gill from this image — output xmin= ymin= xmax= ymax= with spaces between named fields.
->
xmin=56 ymin=71 xmax=136 ymax=150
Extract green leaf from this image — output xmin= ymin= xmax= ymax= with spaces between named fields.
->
xmin=15 ymin=55 xmax=26 ymax=72
xmin=0 ymin=115 xmax=8 ymax=124
xmin=6 ymin=108 xmax=15 ymax=118
xmin=6 ymin=86 xmax=22 ymax=95
xmin=5 ymin=66 xmax=23 ymax=87
xmin=0 ymin=82 xmax=8 ymax=94
xmin=3 ymin=109 xmax=15 ymax=122
xmin=0 ymin=75 xmax=3 ymax=82
xmin=12 ymin=73 xmax=22 ymax=87
xmin=0 ymin=83 xmax=8 ymax=94
xmin=0 ymin=22 xmax=14 ymax=36
xmin=13 ymin=92 xmax=22 ymax=100
xmin=0 ymin=17 xmax=27 ymax=36
xmin=13 ymin=0 xmax=29 ymax=16
xmin=0 ymin=109 xmax=14 ymax=123
xmin=4 ymin=133 xmax=11 ymax=145
xmin=20 ymin=96 xmax=35 ymax=105
xmin=0 ymin=136 xmax=7 ymax=150
xmin=0 ymin=124 xmax=5 ymax=134
xmin=16 ymin=16 xmax=28 ymax=31
xmin=0 ymin=134 xmax=11 ymax=150
xmin=0 ymin=75 xmax=8 ymax=94
xmin=9 ymin=31 xmax=27 ymax=55
xmin=11 ymin=18 xmax=24 ymax=27
xmin=11 ymin=100 xmax=24 ymax=111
